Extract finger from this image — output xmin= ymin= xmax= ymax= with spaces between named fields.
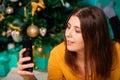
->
xmin=19 ymin=48 xmax=26 ymax=58
xmin=17 ymin=57 xmax=31 ymax=65
xmin=17 ymin=68 xmax=34 ymax=76
xmin=18 ymin=63 xmax=34 ymax=70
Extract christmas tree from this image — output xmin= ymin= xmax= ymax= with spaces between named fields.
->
xmin=0 ymin=0 xmax=86 ymax=53
xmin=0 ymin=0 xmax=86 ymax=72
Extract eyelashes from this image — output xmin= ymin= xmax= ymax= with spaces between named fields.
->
xmin=66 ymin=25 xmax=81 ymax=33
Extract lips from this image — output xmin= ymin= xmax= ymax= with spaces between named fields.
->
xmin=66 ymin=40 xmax=74 ymax=45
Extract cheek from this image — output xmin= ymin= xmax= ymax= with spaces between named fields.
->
xmin=67 ymin=41 xmax=84 ymax=52
xmin=75 ymin=35 xmax=83 ymax=43
xmin=76 ymin=38 xmax=84 ymax=46
xmin=68 ymin=36 xmax=84 ymax=51
xmin=75 ymin=35 xmax=84 ymax=47
xmin=78 ymin=37 xmax=84 ymax=44
xmin=74 ymin=40 xmax=84 ymax=51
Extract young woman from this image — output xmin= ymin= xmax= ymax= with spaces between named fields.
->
xmin=17 ymin=6 xmax=120 ymax=80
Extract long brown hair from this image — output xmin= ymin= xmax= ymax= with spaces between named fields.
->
xmin=65 ymin=6 xmax=113 ymax=80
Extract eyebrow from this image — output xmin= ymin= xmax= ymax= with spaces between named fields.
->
xmin=67 ymin=22 xmax=80 ymax=29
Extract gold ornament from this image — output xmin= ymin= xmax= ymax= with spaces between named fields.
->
xmin=1 ymin=31 xmax=7 ymax=37
xmin=18 ymin=2 xmax=22 ymax=6
xmin=37 ymin=46 xmax=43 ymax=53
xmin=6 ymin=6 xmax=14 ymax=14
xmin=31 ymin=0 xmax=46 ymax=16
xmin=37 ymin=7 xmax=41 ymax=12
xmin=0 ymin=13 xmax=5 ymax=21
xmin=27 ymin=24 xmax=39 ymax=38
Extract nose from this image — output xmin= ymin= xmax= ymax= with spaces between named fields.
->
xmin=65 ymin=29 xmax=72 ymax=38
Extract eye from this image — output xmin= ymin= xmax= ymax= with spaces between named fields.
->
xmin=75 ymin=27 xmax=81 ymax=33
xmin=75 ymin=29 xmax=81 ymax=33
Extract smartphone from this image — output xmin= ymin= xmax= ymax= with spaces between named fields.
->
xmin=22 ymin=37 xmax=33 ymax=72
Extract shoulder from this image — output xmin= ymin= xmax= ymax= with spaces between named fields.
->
xmin=111 ymin=41 xmax=120 ymax=79
xmin=48 ymin=42 xmax=66 ymax=65
xmin=49 ymin=42 xmax=66 ymax=59
xmin=113 ymin=41 xmax=120 ymax=53
xmin=112 ymin=41 xmax=120 ymax=66
xmin=113 ymin=41 xmax=120 ymax=57
xmin=51 ymin=42 xmax=66 ymax=54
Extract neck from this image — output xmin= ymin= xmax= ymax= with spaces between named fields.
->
xmin=76 ymin=50 xmax=91 ymax=77
xmin=76 ymin=50 xmax=85 ymax=63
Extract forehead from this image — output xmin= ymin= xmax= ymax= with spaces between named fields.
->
xmin=68 ymin=16 xmax=80 ymax=28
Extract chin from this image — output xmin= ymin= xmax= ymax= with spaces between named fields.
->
xmin=67 ymin=47 xmax=75 ymax=51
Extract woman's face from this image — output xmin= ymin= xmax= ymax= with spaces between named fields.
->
xmin=65 ymin=16 xmax=84 ymax=52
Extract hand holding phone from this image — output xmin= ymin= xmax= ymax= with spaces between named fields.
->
xmin=22 ymin=37 xmax=33 ymax=72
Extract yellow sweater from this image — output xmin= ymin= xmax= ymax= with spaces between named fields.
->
xmin=48 ymin=42 xmax=120 ymax=80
